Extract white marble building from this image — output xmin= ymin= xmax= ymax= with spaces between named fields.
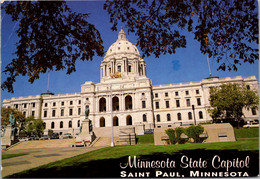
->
xmin=2 ymin=28 xmax=259 ymax=136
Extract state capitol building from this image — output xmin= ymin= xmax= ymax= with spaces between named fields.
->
xmin=2 ymin=28 xmax=259 ymax=136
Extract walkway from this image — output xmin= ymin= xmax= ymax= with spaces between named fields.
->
xmin=2 ymin=146 xmax=104 ymax=177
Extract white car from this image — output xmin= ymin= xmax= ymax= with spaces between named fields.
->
xmin=243 ymin=123 xmax=259 ymax=128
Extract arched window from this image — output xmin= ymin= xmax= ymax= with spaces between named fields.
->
xmin=43 ymin=122 xmax=46 ymax=129
xmin=143 ymin=114 xmax=147 ymax=122
xmin=177 ymin=113 xmax=182 ymax=121
xmin=100 ymin=117 xmax=105 ymax=127
xmin=60 ymin=121 xmax=63 ymax=128
xmin=113 ymin=116 xmax=119 ymax=126
xmin=167 ymin=114 xmax=171 ymax=121
xmin=126 ymin=115 xmax=132 ymax=125
xmin=51 ymin=122 xmax=55 ymax=129
xmin=112 ymin=96 xmax=119 ymax=111
xmin=77 ymin=120 xmax=80 ymax=127
xmin=156 ymin=114 xmax=160 ymax=122
xmin=199 ymin=111 xmax=203 ymax=119
xmin=69 ymin=121 xmax=72 ymax=128
xmin=125 ymin=95 xmax=133 ymax=110
xmin=188 ymin=112 xmax=192 ymax=120
xmin=99 ymin=98 xmax=106 ymax=112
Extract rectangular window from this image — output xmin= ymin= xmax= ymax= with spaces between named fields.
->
xmin=45 ymin=103 xmax=48 ymax=107
xmin=23 ymin=111 xmax=26 ymax=116
xmin=165 ymin=92 xmax=168 ymax=97
xmin=14 ymin=104 xmax=18 ymax=109
xmin=197 ymin=98 xmax=201 ymax=106
xmin=186 ymin=99 xmax=191 ymax=107
xmin=196 ymin=90 xmax=200 ymax=94
xmin=118 ymin=65 xmax=121 ymax=72
xmin=52 ymin=110 xmax=56 ymax=117
xmin=24 ymin=103 xmax=27 ymax=108
xmin=70 ymin=101 xmax=73 ymax=105
xmin=53 ymin=102 xmax=56 ymax=107
xmin=176 ymin=100 xmax=180 ymax=107
xmin=252 ymin=108 xmax=257 ymax=115
xmin=166 ymin=101 xmax=170 ymax=108
xmin=32 ymin=111 xmax=35 ymax=116
xmin=69 ymin=109 xmax=73 ymax=116
xmin=175 ymin=91 xmax=179 ymax=96
xmin=32 ymin=103 xmax=35 ymax=108
xmin=156 ymin=102 xmax=159 ymax=109
xmin=155 ymin=93 xmax=158 ymax=98
xmin=78 ymin=100 xmax=81 ymax=105
xmin=61 ymin=109 xmax=64 ymax=116
xmin=61 ymin=101 xmax=64 ymax=106
xmin=246 ymin=85 xmax=250 ymax=90
xmin=142 ymin=101 xmax=146 ymax=108
xmin=186 ymin=91 xmax=189 ymax=95
xmin=128 ymin=65 xmax=131 ymax=72
xmin=44 ymin=110 xmax=47 ymax=118
xmin=78 ymin=108 xmax=81 ymax=115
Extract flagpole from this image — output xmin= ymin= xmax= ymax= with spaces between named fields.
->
xmin=110 ymin=84 xmax=115 ymax=147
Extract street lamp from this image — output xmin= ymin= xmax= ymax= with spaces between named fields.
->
xmin=192 ymin=105 xmax=197 ymax=125
xmin=110 ymin=84 xmax=115 ymax=147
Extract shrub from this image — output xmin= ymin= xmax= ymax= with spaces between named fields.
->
xmin=165 ymin=129 xmax=177 ymax=144
xmin=175 ymin=127 xmax=187 ymax=144
xmin=185 ymin=125 xmax=205 ymax=143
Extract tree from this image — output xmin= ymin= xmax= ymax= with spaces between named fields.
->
xmin=2 ymin=1 xmax=258 ymax=93
xmin=1 ymin=107 xmax=25 ymax=130
xmin=104 ymin=0 xmax=258 ymax=70
xmin=24 ymin=116 xmax=44 ymax=137
xmin=185 ymin=125 xmax=205 ymax=143
xmin=1 ymin=1 xmax=104 ymax=93
xmin=208 ymin=83 xmax=258 ymax=127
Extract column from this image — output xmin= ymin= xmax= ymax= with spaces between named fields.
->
xmin=142 ymin=63 xmax=145 ymax=76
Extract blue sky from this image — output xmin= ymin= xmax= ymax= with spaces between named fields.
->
xmin=1 ymin=1 xmax=258 ymax=102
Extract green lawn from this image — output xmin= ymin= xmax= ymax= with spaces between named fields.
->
xmin=2 ymin=153 xmax=27 ymax=160
xmin=234 ymin=127 xmax=259 ymax=138
xmin=6 ymin=139 xmax=259 ymax=178
xmin=136 ymin=134 xmax=154 ymax=144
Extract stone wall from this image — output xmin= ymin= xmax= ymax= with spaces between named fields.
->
xmin=154 ymin=123 xmax=236 ymax=145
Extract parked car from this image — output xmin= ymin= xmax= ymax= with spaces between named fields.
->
xmin=18 ymin=137 xmax=29 ymax=142
xmin=62 ymin=133 xmax=73 ymax=139
xmin=39 ymin=135 xmax=50 ymax=140
xmin=51 ymin=133 xmax=60 ymax=139
xmin=243 ymin=123 xmax=259 ymax=128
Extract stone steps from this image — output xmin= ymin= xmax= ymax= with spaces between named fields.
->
xmin=8 ymin=139 xmax=75 ymax=150
xmin=91 ymin=137 xmax=119 ymax=147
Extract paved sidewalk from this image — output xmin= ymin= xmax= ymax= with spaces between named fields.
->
xmin=1 ymin=146 xmax=104 ymax=177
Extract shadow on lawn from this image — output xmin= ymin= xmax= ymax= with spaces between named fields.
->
xmin=6 ymin=149 xmax=259 ymax=178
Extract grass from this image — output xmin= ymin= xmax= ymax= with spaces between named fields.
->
xmin=136 ymin=134 xmax=154 ymax=144
xmin=234 ymin=127 xmax=259 ymax=138
xmin=6 ymin=139 xmax=259 ymax=178
xmin=2 ymin=153 xmax=27 ymax=160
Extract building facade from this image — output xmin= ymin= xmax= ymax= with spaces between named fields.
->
xmin=2 ymin=28 xmax=259 ymax=136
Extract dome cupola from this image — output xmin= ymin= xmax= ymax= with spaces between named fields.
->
xmin=100 ymin=27 xmax=147 ymax=83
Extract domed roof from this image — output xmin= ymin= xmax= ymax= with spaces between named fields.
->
xmin=104 ymin=27 xmax=140 ymax=59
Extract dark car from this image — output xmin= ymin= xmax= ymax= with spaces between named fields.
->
xmin=51 ymin=133 xmax=59 ymax=139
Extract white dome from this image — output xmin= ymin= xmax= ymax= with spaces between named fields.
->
xmin=104 ymin=27 xmax=140 ymax=59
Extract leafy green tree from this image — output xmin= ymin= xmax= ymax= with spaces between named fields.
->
xmin=175 ymin=127 xmax=188 ymax=144
xmin=185 ymin=125 xmax=205 ymax=143
xmin=104 ymin=0 xmax=258 ymax=71
xmin=2 ymin=1 xmax=104 ymax=93
xmin=24 ymin=116 xmax=44 ymax=137
xmin=1 ymin=107 xmax=25 ymax=130
xmin=208 ymin=83 xmax=258 ymax=127
xmin=165 ymin=128 xmax=176 ymax=144
xmin=165 ymin=127 xmax=187 ymax=144
xmin=2 ymin=1 xmax=258 ymax=93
